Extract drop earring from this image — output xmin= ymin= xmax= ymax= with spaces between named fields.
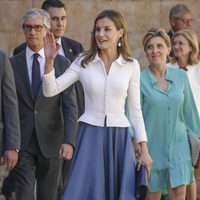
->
xmin=118 ymin=39 xmax=121 ymax=47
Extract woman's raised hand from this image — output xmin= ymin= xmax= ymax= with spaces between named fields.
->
xmin=44 ymin=31 xmax=60 ymax=61
xmin=43 ymin=31 xmax=60 ymax=74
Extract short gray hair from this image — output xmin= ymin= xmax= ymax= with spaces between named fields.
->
xmin=22 ymin=8 xmax=51 ymax=29
xmin=169 ymin=4 xmax=191 ymax=22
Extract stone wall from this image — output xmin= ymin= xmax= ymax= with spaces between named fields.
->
xmin=0 ymin=0 xmax=199 ymax=68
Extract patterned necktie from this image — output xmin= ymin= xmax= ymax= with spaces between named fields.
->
xmin=32 ymin=53 xmax=41 ymax=99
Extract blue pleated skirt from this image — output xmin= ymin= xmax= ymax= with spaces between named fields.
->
xmin=64 ymin=122 xmax=136 ymax=200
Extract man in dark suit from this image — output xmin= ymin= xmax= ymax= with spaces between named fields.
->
xmin=41 ymin=0 xmax=84 ymax=118
xmin=10 ymin=8 xmax=77 ymax=200
xmin=13 ymin=0 xmax=84 ymax=117
xmin=10 ymin=1 xmax=84 ymax=200
xmin=41 ymin=1 xmax=84 ymax=199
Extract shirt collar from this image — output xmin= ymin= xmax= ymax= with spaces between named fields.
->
xmin=92 ymin=53 xmax=101 ymax=63
xmin=115 ymin=54 xmax=128 ymax=65
xmin=146 ymin=66 xmax=173 ymax=84
xmin=165 ymin=67 xmax=173 ymax=82
xmin=56 ymin=38 xmax=62 ymax=46
xmin=26 ymin=46 xmax=45 ymax=60
xmin=146 ymin=67 xmax=157 ymax=84
xmin=92 ymin=53 xmax=127 ymax=66
xmin=174 ymin=61 xmax=193 ymax=71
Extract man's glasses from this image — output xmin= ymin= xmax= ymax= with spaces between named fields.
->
xmin=22 ymin=24 xmax=46 ymax=32
xmin=175 ymin=17 xmax=193 ymax=24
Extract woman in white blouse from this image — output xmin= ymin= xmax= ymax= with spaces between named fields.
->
xmin=43 ymin=9 xmax=152 ymax=200
xmin=167 ymin=29 xmax=200 ymax=200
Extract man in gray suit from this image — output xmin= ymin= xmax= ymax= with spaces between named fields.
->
xmin=10 ymin=8 xmax=77 ymax=200
xmin=13 ymin=0 xmax=84 ymax=117
xmin=10 ymin=2 xmax=84 ymax=199
xmin=0 ymin=50 xmax=20 ymax=171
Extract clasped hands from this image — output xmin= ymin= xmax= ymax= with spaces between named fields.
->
xmin=133 ymin=139 xmax=152 ymax=176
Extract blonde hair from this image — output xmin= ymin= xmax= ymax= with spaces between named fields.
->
xmin=143 ymin=27 xmax=171 ymax=51
xmin=170 ymin=29 xmax=200 ymax=65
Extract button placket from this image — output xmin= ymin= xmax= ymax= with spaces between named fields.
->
xmin=166 ymin=94 xmax=171 ymax=163
xmin=104 ymin=76 xmax=108 ymax=116
xmin=100 ymin=60 xmax=110 ymax=117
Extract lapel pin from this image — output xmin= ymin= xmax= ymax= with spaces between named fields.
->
xmin=69 ymin=49 xmax=72 ymax=53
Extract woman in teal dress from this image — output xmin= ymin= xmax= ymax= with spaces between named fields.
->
xmin=141 ymin=27 xmax=200 ymax=200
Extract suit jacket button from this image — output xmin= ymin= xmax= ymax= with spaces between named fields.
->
xmin=34 ymin=110 xmax=38 ymax=114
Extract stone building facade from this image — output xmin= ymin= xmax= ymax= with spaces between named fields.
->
xmin=0 ymin=0 xmax=199 ymax=68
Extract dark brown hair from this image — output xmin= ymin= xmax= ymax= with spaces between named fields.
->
xmin=81 ymin=9 xmax=132 ymax=67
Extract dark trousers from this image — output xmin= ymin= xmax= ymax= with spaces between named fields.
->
xmin=1 ymin=172 xmax=15 ymax=198
xmin=13 ymin=135 xmax=61 ymax=200
xmin=57 ymin=159 xmax=72 ymax=200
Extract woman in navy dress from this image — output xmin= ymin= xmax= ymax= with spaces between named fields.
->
xmin=43 ymin=10 xmax=152 ymax=200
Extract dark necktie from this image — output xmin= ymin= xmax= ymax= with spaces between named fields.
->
xmin=32 ymin=53 xmax=41 ymax=99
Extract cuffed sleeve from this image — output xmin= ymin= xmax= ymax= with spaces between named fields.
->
xmin=43 ymin=61 xmax=80 ymax=97
xmin=127 ymin=60 xmax=147 ymax=143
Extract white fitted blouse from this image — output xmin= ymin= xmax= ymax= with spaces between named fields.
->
xmin=43 ymin=54 xmax=147 ymax=143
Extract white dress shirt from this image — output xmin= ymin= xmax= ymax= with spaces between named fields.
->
xmin=43 ymin=54 xmax=147 ymax=143
xmin=167 ymin=62 xmax=200 ymax=115
xmin=26 ymin=47 xmax=45 ymax=84
xmin=57 ymin=38 xmax=65 ymax=57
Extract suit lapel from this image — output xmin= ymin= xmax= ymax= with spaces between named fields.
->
xmin=35 ymin=81 xmax=43 ymax=104
xmin=61 ymin=37 xmax=74 ymax=62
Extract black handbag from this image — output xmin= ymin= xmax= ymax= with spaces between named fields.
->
xmin=135 ymin=164 xmax=149 ymax=200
